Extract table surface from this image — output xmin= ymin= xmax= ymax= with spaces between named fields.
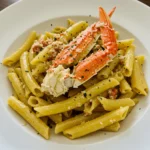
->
xmin=0 ymin=0 xmax=149 ymax=11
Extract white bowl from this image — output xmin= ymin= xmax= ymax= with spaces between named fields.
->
xmin=0 ymin=0 xmax=150 ymax=149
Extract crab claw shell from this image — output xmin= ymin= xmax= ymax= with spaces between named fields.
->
xmin=73 ymin=7 xmax=118 ymax=87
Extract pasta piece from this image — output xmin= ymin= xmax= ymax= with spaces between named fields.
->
xmin=28 ymin=96 xmax=50 ymax=107
xmin=123 ymin=45 xmax=135 ymax=77
xmin=20 ymin=52 xmax=43 ymax=97
xmin=8 ymin=68 xmax=15 ymax=73
xmin=83 ymin=76 xmax=99 ymax=88
xmin=31 ymin=45 xmax=53 ymax=66
xmin=12 ymin=89 xmax=18 ymax=99
xmin=102 ymin=122 xmax=120 ymax=132
xmin=115 ymin=31 xmax=119 ymax=39
xmin=52 ymin=26 xmax=67 ymax=34
xmin=111 ymin=71 xmax=124 ymax=82
xmin=117 ymin=39 xmax=134 ymax=50
xmin=3 ymin=31 xmax=37 ymax=66
xmin=63 ymin=106 xmax=129 ymax=139
xmin=135 ymin=55 xmax=145 ymax=65
xmin=28 ymin=96 xmax=62 ymax=124
xmin=84 ymin=97 xmax=100 ymax=115
xmin=45 ymin=32 xmax=60 ymax=39
xmin=68 ymin=86 xmax=85 ymax=97
xmin=97 ymin=50 xmax=124 ymax=80
xmin=127 ymin=98 xmax=139 ymax=114
xmin=120 ymin=79 xmax=132 ymax=94
xmin=8 ymin=72 xmax=28 ymax=105
xmin=15 ymin=68 xmax=31 ymax=99
xmin=34 ymin=78 xmax=119 ymax=116
xmin=8 ymin=96 xmax=50 ymax=139
xmin=98 ymin=97 xmax=135 ymax=111
xmin=55 ymin=113 xmax=100 ymax=134
xmin=119 ymin=91 xmax=137 ymax=99
xmin=67 ymin=19 xmax=75 ymax=27
xmin=32 ymin=63 xmax=49 ymax=77
xmin=62 ymin=21 xmax=88 ymax=42
xmin=131 ymin=58 xmax=148 ymax=95
xmin=63 ymin=111 xmax=72 ymax=118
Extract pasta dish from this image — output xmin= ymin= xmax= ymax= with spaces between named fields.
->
xmin=2 ymin=7 xmax=148 ymax=140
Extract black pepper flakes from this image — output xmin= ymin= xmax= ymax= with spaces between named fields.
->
xmin=51 ymin=24 xmax=53 ymax=26
xmin=25 ymin=70 xmax=29 ymax=72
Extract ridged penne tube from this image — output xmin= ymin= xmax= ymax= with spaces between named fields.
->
xmin=8 ymin=68 xmax=15 ymax=73
xmin=98 ymin=97 xmax=135 ymax=111
xmin=8 ymin=96 xmax=50 ymax=139
xmin=62 ymin=21 xmax=88 ymax=42
xmin=45 ymin=32 xmax=59 ymax=39
xmin=3 ymin=31 xmax=37 ymax=66
xmin=20 ymin=52 xmax=43 ymax=97
xmin=31 ymin=45 xmax=53 ymax=66
xmin=120 ymin=79 xmax=132 ymax=94
xmin=32 ymin=63 xmax=49 ymax=77
xmin=63 ymin=106 xmax=129 ymax=139
xmin=131 ymin=58 xmax=148 ymax=95
xmin=52 ymin=26 xmax=67 ymax=34
xmin=67 ymin=19 xmax=75 ymax=27
xmin=34 ymin=78 xmax=119 ymax=116
xmin=102 ymin=122 xmax=120 ymax=132
xmin=117 ymin=39 xmax=134 ymax=49
xmin=111 ymin=71 xmax=124 ymax=82
xmin=15 ymin=68 xmax=31 ymax=99
xmin=55 ymin=113 xmax=100 ymax=134
xmin=84 ymin=97 xmax=100 ymax=115
xmin=135 ymin=55 xmax=145 ymax=65
xmin=123 ymin=45 xmax=135 ymax=77
xmin=28 ymin=96 xmax=62 ymax=124
xmin=8 ymin=72 xmax=28 ymax=105
xmin=97 ymin=50 xmax=124 ymax=80
xmin=119 ymin=91 xmax=137 ymax=99
xmin=68 ymin=86 xmax=85 ymax=97
xmin=83 ymin=76 xmax=100 ymax=88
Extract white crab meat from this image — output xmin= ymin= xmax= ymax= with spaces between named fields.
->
xmin=41 ymin=65 xmax=73 ymax=97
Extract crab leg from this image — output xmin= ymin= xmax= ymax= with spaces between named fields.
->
xmin=73 ymin=7 xmax=118 ymax=87
xmin=52 ymin=7 xmax=116 ymax=68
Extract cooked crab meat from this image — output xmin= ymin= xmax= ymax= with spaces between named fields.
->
xmin=41 ymin=65 xmax=73 ymax=97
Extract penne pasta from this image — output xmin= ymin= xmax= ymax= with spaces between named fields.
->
xmin=98 ymin=97 xmax=135 ymax=111
xmin=30 ymin=45 xmax=53 ymax=66
xmin=123 ymin=45 xmax=135 ymax=77
xmin=119 ymin=91 xmax=137 ymax=99
xmin=34 ymin=78 xmax=119 ymax=116
xmin=28 ymin=96 xmax=62 ymax=124
xmin=135 ymin=55 xmax=145 ymax=65
xmin=102 ymin=122 xmax=120 ymax=132
xmin=131 ymin=58 xmax=148 ymax=95
xmin=8 ymin=96 xmax=50 ymax=139
xmin=117 ymin=39 xmax=134 ymax=50
xmin=67 ymin=19 xmax=75 ymax=27
xmin=52 ymin=26 xmax=67 ymax=34
xmin=20 ymin=52 xmax=43 ymax=97
xmin=15 ymin=68 xmax=31 ymax=99
xmin=55 ymin=113 xmax=101 ymax=134
xmin=3 ymin=31 xmax=37 ymax=66
xmin=63 ymin=106 xmax=129 ymax=139
xmin=97 ymin=50 xmax=124 ymax=80
xmin=62 ymin=21 xmax=88 ymax=42
xmin=84 ymin=97 xmax=100 ymax=115
xmin=8 ymin=72 xmax=28 ymax=105
xmin=120 ymin=79 xmax=132 ymax=94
